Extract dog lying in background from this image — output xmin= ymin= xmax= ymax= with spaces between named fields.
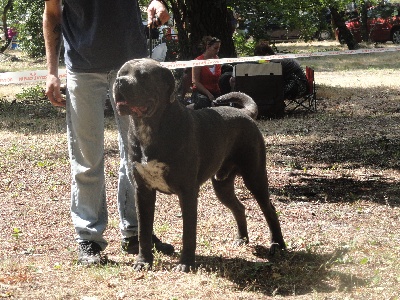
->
xmin=113 ymin=58 xmax=285 ymax=272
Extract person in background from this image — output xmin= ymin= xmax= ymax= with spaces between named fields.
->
xmin=7 ymin=27 xmax=17 ymax=40
xmin=191 ymin=36 xmax=222 ymax=109
xmin=43 ymin=0 xmax=173 ymax=265
xmin=254 ymin=41 xmax=308 ymax=100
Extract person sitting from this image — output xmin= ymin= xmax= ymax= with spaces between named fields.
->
xmin=191 ymin=36 xmax=222 ymax=109
xmin=254 ymin=41 xmax=307 ymax=100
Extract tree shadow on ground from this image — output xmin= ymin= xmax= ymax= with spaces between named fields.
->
xmin=281 ymin=137 xmax=400 ymax=170
xmin=268 ymin=126 xmax=400 ymax=206
xmin=271 ymin=174 xmax=400 ymax=207
xmin=195 ymin=246 xmax=366 ymax=297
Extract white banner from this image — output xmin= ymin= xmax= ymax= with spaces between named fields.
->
xmin=1 ymin=46 xmax=399 ymax=85
xmin=0 ymin=69 xmax=67 ymax=85
xmin=161 ymin=46 xmax=400 ymax=69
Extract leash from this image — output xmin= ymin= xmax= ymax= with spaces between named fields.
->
xmin=149 ymin=24 xmax=153 ymax=58
xmin=149 ymin=14 xmax=161 ymax=59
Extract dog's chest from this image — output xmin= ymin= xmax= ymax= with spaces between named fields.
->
xmin=134 ymin=160 xmax=172 ymax=193
xmin=133 ymin=122 xmax=153 ymax=148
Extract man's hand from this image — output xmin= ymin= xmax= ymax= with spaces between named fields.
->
xmin=45 ymin=74 xmax=66 ymax=107
xmin=147 ymin=0 xmax=170 ymax=27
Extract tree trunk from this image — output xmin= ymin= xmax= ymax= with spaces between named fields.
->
xmin=330 ymin=6 xmax=359 ymax=50
xmin=169 ymin=0 xmax=235 ymax=59
xmin=1 ymin=0 xmax=13 ymax=53
xmin=169 ymin=0 xmax=191 ymax=60
xmin=187 ymin=0 xmax=235 ymax=58
xmin=360 ymin=1 xmax=369 ymax=42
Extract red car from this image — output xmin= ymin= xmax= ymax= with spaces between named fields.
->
xmin=337 ymin=3 xmax=400 ymax=44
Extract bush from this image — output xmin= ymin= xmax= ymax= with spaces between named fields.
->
xmin=9 ymin=0 xmax=45 ymax=58
xmin=232 ymin=33 xmax=256 ymax=57
xmin=15 ymin=85 xmax=45 ymax=101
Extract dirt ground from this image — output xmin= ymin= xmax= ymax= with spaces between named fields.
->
xmin=0 ymin=42 xmax=399 ymax=299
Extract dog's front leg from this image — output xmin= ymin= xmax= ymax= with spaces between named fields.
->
xmin=133 ymin=182 xmax=156 ymax=271
xmin=174 ymin=189 xmax=199 ymax=272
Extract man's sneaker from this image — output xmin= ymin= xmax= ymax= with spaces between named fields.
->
xmin=77 ymin=241 xmax=104 ymax=265
xmin=121 ymin=234 xmax=174 ymax=255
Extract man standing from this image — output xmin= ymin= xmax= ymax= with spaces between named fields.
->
xmin=43 ymin=0 xmax=172 ymax=265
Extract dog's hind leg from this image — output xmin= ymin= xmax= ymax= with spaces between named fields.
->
xmin=211 ymin=173 xmax=249 ymax=246
xmin=241 ymin=169 xmax=286 ymax=252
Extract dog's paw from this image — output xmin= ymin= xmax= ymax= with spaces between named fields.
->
xmin=232 ymin=237 xmax=248 ymax=247
xmin=269 ymin=242 xmax=286 ymax=256
xmin=132 ymin=254 xmax=153 ymax=271
xmin=173 ymin=263 xmax=195 ymax=273
xmin=132 ymin=261 xmax=152 ymax=272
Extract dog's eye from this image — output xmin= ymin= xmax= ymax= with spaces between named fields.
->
xmin=118 ymin=70 xmax=129 ymax=77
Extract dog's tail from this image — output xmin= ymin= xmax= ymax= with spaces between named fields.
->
xmin=213 ymin=92 xmax=258 ymax=120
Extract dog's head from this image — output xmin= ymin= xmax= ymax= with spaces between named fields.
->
xmin=113 ymin=59 xmax=176 ymax=118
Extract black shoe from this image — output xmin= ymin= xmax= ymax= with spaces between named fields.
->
xmin=121 ymin=234 xmax=174 ymax=255
xmin=77 ymin=241 xmax=104 ymax=265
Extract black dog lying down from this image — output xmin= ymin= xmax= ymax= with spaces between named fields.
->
xmin=113 ymin=58 xmax=285 ymax=272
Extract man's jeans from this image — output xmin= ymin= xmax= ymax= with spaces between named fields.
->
xmin=66 ymin=70 xmax=137 ymax=250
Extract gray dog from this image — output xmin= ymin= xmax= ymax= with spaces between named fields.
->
xmin=113 ymin=58 xmax=285 ymax=272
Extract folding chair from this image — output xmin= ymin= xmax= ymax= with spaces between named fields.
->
xmin=285 ymin=66 xmax=317 ymax=112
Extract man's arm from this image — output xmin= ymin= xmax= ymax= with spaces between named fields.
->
xmin=43 ymin=0 xmax=65 ymax=107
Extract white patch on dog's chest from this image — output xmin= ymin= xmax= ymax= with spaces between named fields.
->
xmin=134 ymin=160 xmax=172 ymax=193
xmin=137 ymin=124 xmax=152 ymax=147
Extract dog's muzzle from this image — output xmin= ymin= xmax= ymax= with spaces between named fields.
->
xmin=114 ymin=77 xmax=149 ymax=117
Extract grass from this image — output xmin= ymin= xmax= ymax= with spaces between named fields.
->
xmin=1 ymin=41 xmax=400 ymax=299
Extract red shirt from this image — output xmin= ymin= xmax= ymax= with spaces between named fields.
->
xmin=192 ymin=54 xmax=222 ymax=96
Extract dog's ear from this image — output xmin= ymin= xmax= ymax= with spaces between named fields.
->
xmin=160 ymin=65 xmax=176 ymax=103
